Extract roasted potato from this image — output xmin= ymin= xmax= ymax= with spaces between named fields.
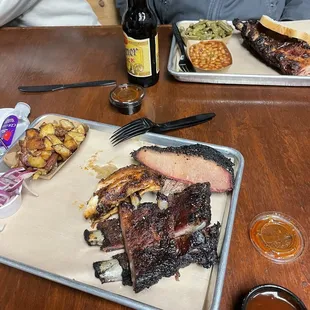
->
xmin=26 ymin=128 xmax=40 ymax=139
xmin=33 ymin=169 xmax=48 ymax=180
xmin=26 ymin=137 xmax=45 ymax=150
xmin=60 ymin=119 xmax=74 ymax=131
xmin=41 ymin=150 xmax=53 ymax=160
xmin=47 ymin=134 xmax=62 ymax=146
xmin=29 ymin=150 xmax=42 ymax=157
xmin=71 ymin=124 xmax=87 ymax=135
xmin=64 ymin=135 xmax=78 ymax=152
xmin=28 ymin=155 xmax=47 ymax=168
xmin=54 ymin=126 xmax=67 ymax=138
xmin=67 ymin=131 xmax=85 ymax=144
xmin=54 ymin=144 xmax=72 ymax=160
xmin=43 ymin=137 xmax=53 ymax=151
xmin=40 ymin=123 xmax=55 ymax=137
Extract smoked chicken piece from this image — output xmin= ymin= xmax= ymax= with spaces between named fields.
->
xmin=84 ymin=165 xmax=162 ymax=219
xmin=132 ymin=144 xmax=234 ymax=192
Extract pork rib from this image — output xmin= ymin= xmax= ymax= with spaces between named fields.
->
xmin=119 ymin=202 xmax=178 ymax=293
xmin=84 ymin=218 xmax=124 ymax=252
xmin=132 ymin=144 xmax=234 ymax=192
xmin=93 ymin=223 xmax=220 ymax=288
xmin=233 ymin=19 xmax=310 ymax=76
xmin=168 ymin=182 xmax=211 ymax=237
xmin=90 ymin=183 xmax=212 ymax=253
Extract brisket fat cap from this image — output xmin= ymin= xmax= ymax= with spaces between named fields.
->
xmin=131 ymin=144 xmax=234 ymax=193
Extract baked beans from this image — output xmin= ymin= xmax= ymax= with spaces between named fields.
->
xmin=189 ymin=41 xmax=232 ymax=71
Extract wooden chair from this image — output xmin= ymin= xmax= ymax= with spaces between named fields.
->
xmin=87 ymin=0 xmax=121 ymax=25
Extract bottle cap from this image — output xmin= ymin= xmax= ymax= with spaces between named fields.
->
xmin=109 ymin=83 xmax=145 ymax=115
xmin=15 ymin=102 xmax=31 ymax=118
xmin=249 ymin=212 xmax=306 ymax=263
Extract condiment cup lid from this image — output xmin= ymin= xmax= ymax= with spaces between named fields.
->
xmin=249 ymin=212 xmax=306 ymax=263
xmin=109 ymin=83 xmax=145 ymax=115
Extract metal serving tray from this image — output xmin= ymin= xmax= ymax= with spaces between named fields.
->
xmin=168 ymin=20 xmax=310 ymax=87
xmin=0 ymin=114 xmax=244 ymax=310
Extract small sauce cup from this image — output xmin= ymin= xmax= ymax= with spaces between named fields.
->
xmin=242 ymin=284 xmax=307 ymax=310
xmin=109 ymin=83 xmax=145 ymax=115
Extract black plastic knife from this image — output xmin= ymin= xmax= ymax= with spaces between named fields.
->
xmin=18 ymin=80 xmax=117 ymax=92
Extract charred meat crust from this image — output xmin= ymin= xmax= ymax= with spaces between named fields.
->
xmin=233 ymin=19 xmax=310 ymax=76
xmin=131 ymin=144 xmax=234 ymax=184
xmin=119 ymin=202 xmax=177 ymax=293
xmin=98 ymin=218 xmax=124 ymax=252
xmin=113 ymin=253 xmax=133 ymax=286
xmin=176 ymin=222 xmax=220 ymax=269
xmin=94 ymin=223 xmax=221 ymax=289
xmin=169 ymin=183 xmax=211 ymax=236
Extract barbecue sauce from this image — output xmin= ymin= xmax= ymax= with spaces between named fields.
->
xmin=246 ymin=292 xmax=299 ymax=310
xmin=249 ymin=213 xmax=304 ymax=263
xmin=122 ymin=0 xmax=159 ymax=87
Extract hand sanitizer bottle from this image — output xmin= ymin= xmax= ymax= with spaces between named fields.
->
xmin=0 ymin=102 xmax=31 ymax=157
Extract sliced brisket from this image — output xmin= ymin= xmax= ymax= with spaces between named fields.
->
xmin=132 ymin=144 xmax=234 ymax=192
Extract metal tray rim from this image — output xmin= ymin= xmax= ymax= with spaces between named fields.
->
xmin=0 ymin=113 xmax=245 ymax=310
xmin=168 ymin=21 xmax=310 ymax=87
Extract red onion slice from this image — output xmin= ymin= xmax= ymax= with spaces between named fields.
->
xmin=0 ymin=177 xmax=23 ymax=192
xmin=0 ymin=190 xmax=12 ymax=207
xmin=2 ymin=167 xmax=26 ymax=179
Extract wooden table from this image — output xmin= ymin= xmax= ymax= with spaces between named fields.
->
xmin=0 ymin=26 xmax=309 ymax=310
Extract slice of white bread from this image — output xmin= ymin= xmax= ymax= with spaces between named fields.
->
xmin=259 ymin=15 xmax=310 ymax=44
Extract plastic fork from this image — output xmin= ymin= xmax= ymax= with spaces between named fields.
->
xmin=110 ymin=113 xmax=216 ymax=146
xmin=172 ymin=23 xmax=195 ymax=73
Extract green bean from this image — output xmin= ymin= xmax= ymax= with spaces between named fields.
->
xmin=180 ymin=20 xmax=233 ymax=40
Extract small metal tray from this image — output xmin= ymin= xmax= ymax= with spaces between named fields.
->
xmin=168 ymin=20 xmax=310 ymax=87
xmin=0 ymin=114 xmax=244 ymax=310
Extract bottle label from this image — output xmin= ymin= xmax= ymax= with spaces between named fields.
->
xmin=0 ymin=115 xmax=18 ymax=147
xmin=124 ymin=32 xmax=159 ymax=77
xmin=155 ymin=33 xmax=159 ymax=74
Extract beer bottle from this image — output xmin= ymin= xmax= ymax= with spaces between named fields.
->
xmin=122 ymin=0 xmax=159 ymax=87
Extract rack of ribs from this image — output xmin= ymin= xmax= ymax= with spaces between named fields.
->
xmin=93 ymin=223 xmax=220 ymax=288
xmin=233 ymin=19 xmax=310 ymax=76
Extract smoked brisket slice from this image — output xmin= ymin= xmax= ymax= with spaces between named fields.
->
xmin=131 ymin=144 xmax=234 ymax=192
